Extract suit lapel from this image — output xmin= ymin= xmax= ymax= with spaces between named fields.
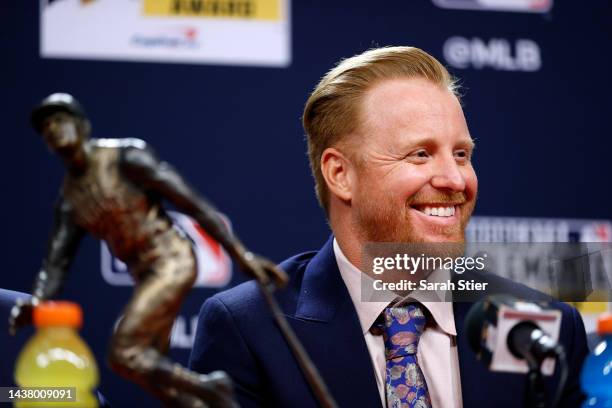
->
xmin=291 ymin=236 xmax=382 ymax=408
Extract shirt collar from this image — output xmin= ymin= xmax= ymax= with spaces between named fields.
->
xmin=333 ymin=238 xmax=456 ymax=337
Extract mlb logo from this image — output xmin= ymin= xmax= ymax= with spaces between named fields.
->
xmin=432 ymin=0 xmax=553 ymax=13
xmin=101 ymin=211 xmax=233 ymax=287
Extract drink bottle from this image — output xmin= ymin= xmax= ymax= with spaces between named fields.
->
xmin=581 ymin=313 xmax=612 ymax=408
xmin=14 ymin=301 xmax=99 ymax=407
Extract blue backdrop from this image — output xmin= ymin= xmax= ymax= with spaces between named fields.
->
xmin=1 ymin=1 xmax=611 ymax=406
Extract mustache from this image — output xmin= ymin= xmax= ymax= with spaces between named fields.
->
xmin=408 ymin=191 xmax=467 ymax=205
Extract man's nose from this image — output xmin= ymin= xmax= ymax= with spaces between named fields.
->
xmin=430 ymin=155 xmax=466 ymax=192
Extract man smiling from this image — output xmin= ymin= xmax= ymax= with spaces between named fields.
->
xmin=314 ymin=75 xmax=477 ymax=255
xmin=189 ymin=46 xmax=588 ymax=407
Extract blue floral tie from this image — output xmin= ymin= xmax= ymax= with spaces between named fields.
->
xmin=382 ymin=304 xmax=431 ymax=408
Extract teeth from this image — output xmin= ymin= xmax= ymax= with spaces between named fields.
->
xmin=418 ymin=206 xmax=455 ymax=217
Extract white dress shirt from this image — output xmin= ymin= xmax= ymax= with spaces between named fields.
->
xmin=333 ymin=239 xmax=463 ymax=408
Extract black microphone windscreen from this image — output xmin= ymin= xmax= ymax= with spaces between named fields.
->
xmin=464 ymin=300 xmax=487 ymax=354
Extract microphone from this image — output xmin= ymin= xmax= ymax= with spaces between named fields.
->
xmin=465 ymin=295 xmax=569 ymax=408
xmin=507 ymin=321 xmax=564 ymax=369
xmin=464 ymin=295 xmax=563 ymax=374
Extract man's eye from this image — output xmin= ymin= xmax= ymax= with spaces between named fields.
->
xmin=454 ymin=150 xmax=471 ymax=161
xmin=411 ymin=150 xmax=429 ymax=158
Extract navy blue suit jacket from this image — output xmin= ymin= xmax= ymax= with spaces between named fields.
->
xmin=189 ymin=237 xmax=588 ymax=407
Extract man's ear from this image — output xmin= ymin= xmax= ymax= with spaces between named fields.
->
xmin=320 ymin=147 xmax=354 ymax=203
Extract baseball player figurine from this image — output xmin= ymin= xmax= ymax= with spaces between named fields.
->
xmin=10 ymin=93 xmax=288 ymax=408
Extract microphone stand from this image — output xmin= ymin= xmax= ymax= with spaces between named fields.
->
xmin=524 ymin=347 xmax=568 ymax=408
xmin=525 ymin=359 xmax=548 ymax=408
xmin=510 ymin=322 xmax=567 ymax=408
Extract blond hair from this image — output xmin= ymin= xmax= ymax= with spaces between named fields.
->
xmin=302 ymin=46 xmax=459 ymax=212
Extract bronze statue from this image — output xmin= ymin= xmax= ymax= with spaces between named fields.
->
xmin=9 ymin=93 xmax=288 ymax=408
